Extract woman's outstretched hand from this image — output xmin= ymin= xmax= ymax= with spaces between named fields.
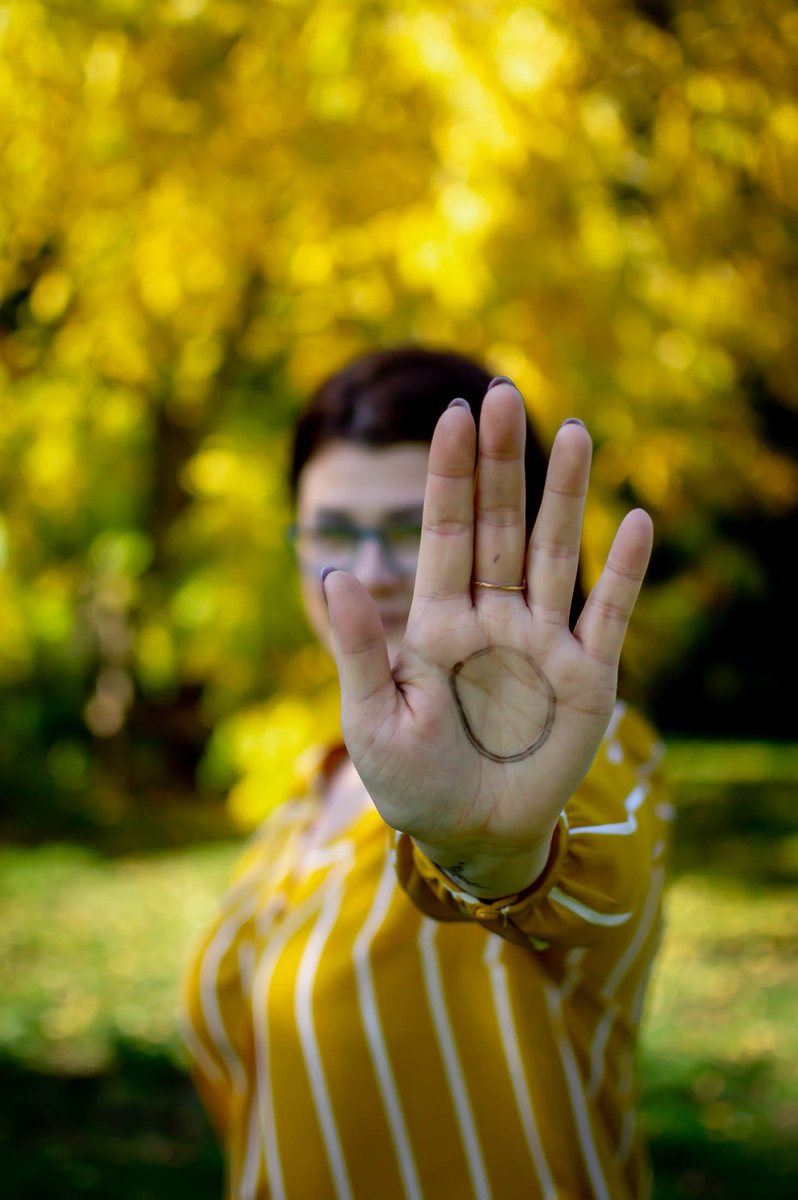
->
xmin=322 ymin=380 xmax=653 ymax=898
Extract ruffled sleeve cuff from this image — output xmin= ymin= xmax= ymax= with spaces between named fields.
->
xmin=394 ymin=815 xmax=570 ymax=949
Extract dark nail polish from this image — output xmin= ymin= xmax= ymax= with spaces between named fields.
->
xmin=320 ymin=566 xmax=337 ymax=600
xmin=487 ymin=375 xmax=516 ymax=391
xmin=562 ymin=417 xmax=585 ymax=427
xmin=447 ymin=397 xmax=471 ymax=411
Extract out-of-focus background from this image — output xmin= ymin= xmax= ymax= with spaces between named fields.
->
xmin=0 ymin=1 xmax=795 ymax=1196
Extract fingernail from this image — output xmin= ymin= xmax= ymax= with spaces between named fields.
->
xmin=320 ymin=566 xmax=337 ymax=601
xmin=561 ymin=417 xmax=585 ymax=427
xmin=487 ymin=375 xmax=516 ymax=391
xmin=447 ymin=397 xmax=471 ymax=411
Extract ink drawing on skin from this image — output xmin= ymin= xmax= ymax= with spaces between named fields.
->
xmin=449 ymin=645 xmax=556 ymax=763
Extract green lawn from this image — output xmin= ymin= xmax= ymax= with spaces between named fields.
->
xmin=1 ymin=753 xmax=796 ymax=1198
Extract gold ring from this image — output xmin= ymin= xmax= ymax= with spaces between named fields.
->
xmin=472 ymin=577 xmax=527 ymax=592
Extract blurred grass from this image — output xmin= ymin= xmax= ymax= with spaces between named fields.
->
xmin=0 ymin=841 xmax=234 ymax=1200
xmin=665 ymin=740 xmax=798 ymax=785
xmin=0 ymin=742 xmax=796 ymax=1198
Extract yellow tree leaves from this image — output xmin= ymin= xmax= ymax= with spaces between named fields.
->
xmin=0 ymin=0 xmax=796 ymax=815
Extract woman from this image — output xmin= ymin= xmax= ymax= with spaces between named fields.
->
xmin=180 ymin=347 xmax=671 ymax=1200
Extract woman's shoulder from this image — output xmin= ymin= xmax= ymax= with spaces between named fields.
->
xmin=227 ymin=794 xmax=315 ymax=887
xmin=601 ymin=700 xmax=664 ymax=770
xmin=572 ymin=701 xmax=665 ymax=815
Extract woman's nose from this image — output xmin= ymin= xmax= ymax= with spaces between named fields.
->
xmin=351 ymin=532 xmax=401 ymax=586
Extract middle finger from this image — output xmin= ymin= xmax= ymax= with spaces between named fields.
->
xmin=473 ymin=380 xmax=528 ymax=593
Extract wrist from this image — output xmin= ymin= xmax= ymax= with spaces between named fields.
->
xmin=412 ymin=831 xmax=556 ymax=901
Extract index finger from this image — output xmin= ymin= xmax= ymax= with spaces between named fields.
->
xmin=412 ymin=399 xmax=476 ymax=604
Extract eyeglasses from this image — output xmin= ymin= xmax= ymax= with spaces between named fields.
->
xmin=287 ymin=520 xmax=422 ymax=576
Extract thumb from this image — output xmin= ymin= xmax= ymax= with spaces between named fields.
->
xmin=322 ymin=568 xmax=396 ymax=711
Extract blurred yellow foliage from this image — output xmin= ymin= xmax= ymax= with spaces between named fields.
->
xmin=0 ymin=0 xmax=795 ymax=816
xmin=226 ymin=685 xmax=342 ymax=830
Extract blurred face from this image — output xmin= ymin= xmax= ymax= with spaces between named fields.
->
xmin=295 ymin=441 xmax=430 ymax=664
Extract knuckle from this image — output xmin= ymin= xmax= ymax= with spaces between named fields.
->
xmin=422 ymin=517 xmax=471 ymax=536
xmin=608 ymin=559 xmax=646 ymax=583
xmin=428 ymin=466 xmax=474 ymax=481
xmin=530 ymin=603 xmax=570 ymax=626
xmin=476 ymin=503 xmax=524 ymax=527
xmin=544 ymin=481 xmax=587 ymax=500
xmin=588 ymin=596 xmax=628 ymax=622
xmin=478 ymin=446 xmax=525 ymax=464
xmin=346 ymin=633 xmax=387 ymax=657
xmin=530 ymin=537 xmax=579 ymax=561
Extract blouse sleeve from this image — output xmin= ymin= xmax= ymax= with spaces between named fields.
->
xmin=394 ymin=703 xmax=673 ymax=951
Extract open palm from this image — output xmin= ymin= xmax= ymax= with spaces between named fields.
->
xmin=322 ymin=380 xmax=653 ymax=896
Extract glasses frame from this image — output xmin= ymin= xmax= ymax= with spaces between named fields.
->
xmin=286 ymin=520 xmax=422 ymax=577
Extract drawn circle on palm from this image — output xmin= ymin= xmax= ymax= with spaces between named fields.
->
xmin=449 ymin=646 xmax=556 ymax=763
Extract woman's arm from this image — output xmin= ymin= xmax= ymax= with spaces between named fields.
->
xmin=322 ymin=379 xmax=653 ymax=900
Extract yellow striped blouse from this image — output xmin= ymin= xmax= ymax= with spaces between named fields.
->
xmin=179 ymin=701 xmax=671 ymax=1200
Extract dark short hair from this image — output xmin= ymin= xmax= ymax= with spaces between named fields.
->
xmin=290 ymin=345 xmax=585 ymax=625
